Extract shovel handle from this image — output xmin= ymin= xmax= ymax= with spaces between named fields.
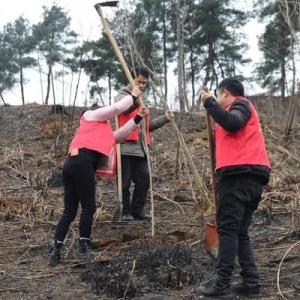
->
xmin=205 ymin=111 xmax=217 ymax=209
xmin=109 ymin=96 xmax=123 ymax=222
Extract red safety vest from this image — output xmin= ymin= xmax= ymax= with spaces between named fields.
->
xmin=118 ymin=107 xmax=151 ymax=145
xmin=215 ymin=97 xmax=271 ymax=170
xmin=69 ymin=116 xmax=114 ymax=158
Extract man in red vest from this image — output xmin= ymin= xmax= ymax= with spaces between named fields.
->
xmin=116 ymin=67 xmax=174 ymax=221
xmin=196 ymin=78 xmax=271 ymax=299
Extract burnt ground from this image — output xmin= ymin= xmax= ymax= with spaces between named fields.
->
xmin=0 ymin=102 xmax=300 ymax=300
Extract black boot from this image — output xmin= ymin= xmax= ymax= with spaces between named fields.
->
xmin=195 ymin=278 xmax=233 ymax=300
xmin=231 ymin=282 xmax=261 ymax=298
xmin=121 ymin=213 xmax=135 ymax=222
xmin=48 ymin=240 xmax=62 ymax=266
xmin=132 ymin=211 xmax=151 ymax=221
xmin=78 ymin=238 xmax=98 ymax=260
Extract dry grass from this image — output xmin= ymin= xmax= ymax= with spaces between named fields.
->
xmin=1 ymin=100 xmax=300 ymax=299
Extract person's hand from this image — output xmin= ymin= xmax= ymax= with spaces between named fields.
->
xmin=165 ymin=110 xmax=174 ymax=120
xmin=138 ymin=106 xmax=149 ymax=118
xmin=132 ymin=86 xmax=142 ymax=98
xmin=201 ymin=86 xmax=214 ymax=102
xmin=210 ymin=179 xmax=218 ymax=191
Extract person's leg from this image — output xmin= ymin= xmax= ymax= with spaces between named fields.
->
xmin=120 ymin=155 xmax=133 ymax=219
xmin=131 ymin=156 xmax=150 ymax=220
xmin=196 ymin=177 xmax=248 ymax=298
xmin=232 ymin=180 xmax=262 ymax=297
xmin=216 ymin=178 xmax=247 ymax=287
xmin=49 ymin=157 xmax=80 ymax=266
xmin=67 ymin=152 xmax=99 ymax=258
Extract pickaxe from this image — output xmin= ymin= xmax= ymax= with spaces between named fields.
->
xmin=94 ymin=1 xmax=142 ymax=94
xmin=94 ymin=1 xmax=144 ymax=222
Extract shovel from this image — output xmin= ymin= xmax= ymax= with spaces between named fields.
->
xmin=203 ymin=87 xmax=219 ymax=261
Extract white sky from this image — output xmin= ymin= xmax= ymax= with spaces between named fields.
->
xmin=0 ymin=0 xmax=265 ymax=107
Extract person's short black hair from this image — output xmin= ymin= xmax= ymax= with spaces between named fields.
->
xmin=80 ymin=103 xmax=101 ymax=117
xmin=217 ymin=78 xmax=244 ymax=97
xmin=131 ymin=67 xmax=149 ymax=79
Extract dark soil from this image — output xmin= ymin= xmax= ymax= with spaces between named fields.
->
xmin=0 ymin=103 xmax=299 ymax=300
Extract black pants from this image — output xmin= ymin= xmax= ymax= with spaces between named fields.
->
xmin=54 ymin=150 xmax=97 ymax=242
xmin=216 ymin=176 xmax=262 ymax=288
xmin=121 ymin=155 xmax=150 ymax=215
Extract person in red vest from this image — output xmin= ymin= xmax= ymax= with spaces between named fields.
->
xmin=116 ymin=67 xmax=174 ymax=221
xmin=196 ymin=78 xmax=271 ymax=299
xmin=48 ymin=86 xmax=149 ymax=266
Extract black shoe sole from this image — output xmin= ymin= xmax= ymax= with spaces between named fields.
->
xmin=121 ymin=218 xmax=135 ymax=222
xmin=197 ymin=293 xmax=233 ymax=300
xmin=231 ymin=287 xmax=262 ymax=298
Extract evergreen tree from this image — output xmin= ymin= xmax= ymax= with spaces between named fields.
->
xmin=32 ymin=5 xmax=77 ymax=104
xmin=3 ymin=16 xmax=37 ymax=105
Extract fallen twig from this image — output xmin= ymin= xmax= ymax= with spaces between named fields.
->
xmin=277 ymin=240 xmax=300 ymax=299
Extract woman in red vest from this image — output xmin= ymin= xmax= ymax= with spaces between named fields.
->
xmin=48 ymin=86 xmax=148 ymax=266
xmin=196 ymin=78 xmax=271 ymax=299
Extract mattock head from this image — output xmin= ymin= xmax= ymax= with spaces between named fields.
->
xmin=95 ymin=1 xmax=119 ymax=7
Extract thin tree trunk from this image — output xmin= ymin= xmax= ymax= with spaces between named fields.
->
xmin=183 ymin=59 xmax=189 ymax=111
xmin=190 ymin=48 xmax=195 ymax=108
xmin=19 ymin=54 xmax=25 ymax=105
xmin=175 ymin=0 xmax=185 ymax=178
xmin=281 ymin=60 xmax=286 ymax=102
xmin=51 ymin=68 xmax=56 ymax=105
xmin=214 ymin=52 xmax=225 ymax=79
xmin=73 ymin=66 xmax=82 ymax=106
xmin=96 ymin=81 xmax=105 ymax=107
xmin=0 ymin=93 xmax=6 ymax=105
xmin=163 ymin=0 xmax=168 ymax=100
xmin=45 ymin=66 xmax=51 ymax=105
xmin=198 ymin=42 xmax=214 ymax=108
xmin=38 ymin=55 xmax=44 ymax=105
xmin=177 ymin=0 xmax=185 ymax=113
xmin=291 ymin=39 xmax=296 ymax=96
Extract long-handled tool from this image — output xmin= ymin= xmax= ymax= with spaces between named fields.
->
xmin=112 ymin=97 xmax=123 ymax=222
xmin=95 ymin=1 xmax=155 ymax=229
xmin=94 ymin=1 xmax=130 ymax=222
xmin=94 ymin=2 xmax=143 ymax=98
xmin=203 ymin=87 xmax=219 ymax=261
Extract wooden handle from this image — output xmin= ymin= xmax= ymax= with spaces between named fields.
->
xmin=114 ymin=100 xmax=123 ymax=221
xmin=95 ymin=4 xmax=144 ymax=106
xmin=203 ymin=86 xmax=217 ymax=207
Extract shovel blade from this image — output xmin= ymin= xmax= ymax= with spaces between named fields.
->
xmin=205 ymin=223 xmax=218 ymax=261
xmin=112 ymin=191 xmax=123 ymax=222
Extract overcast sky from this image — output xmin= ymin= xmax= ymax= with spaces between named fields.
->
xmin=0 ymin=0 xmax=265 ymax=107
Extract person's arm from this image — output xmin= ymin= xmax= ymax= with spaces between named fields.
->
xmin=115 ymin=88 xmax=140 ymax=115
xmin=84 ymin=87 xmax=141 ymax=121
xmin=203 ymin=97 xmax=251 ymax=132
xmin=83 ymin=95 xmax=136 ymax=122
xmin=114 ymin=108 xmax=148 ymax=143
xmin=149 ymin=110 xmax=173 ymax=132
xmin=149 ymin=115 xmax=169 ymax=132
xmin=122 ymin=93 xmax=140 ymax=115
